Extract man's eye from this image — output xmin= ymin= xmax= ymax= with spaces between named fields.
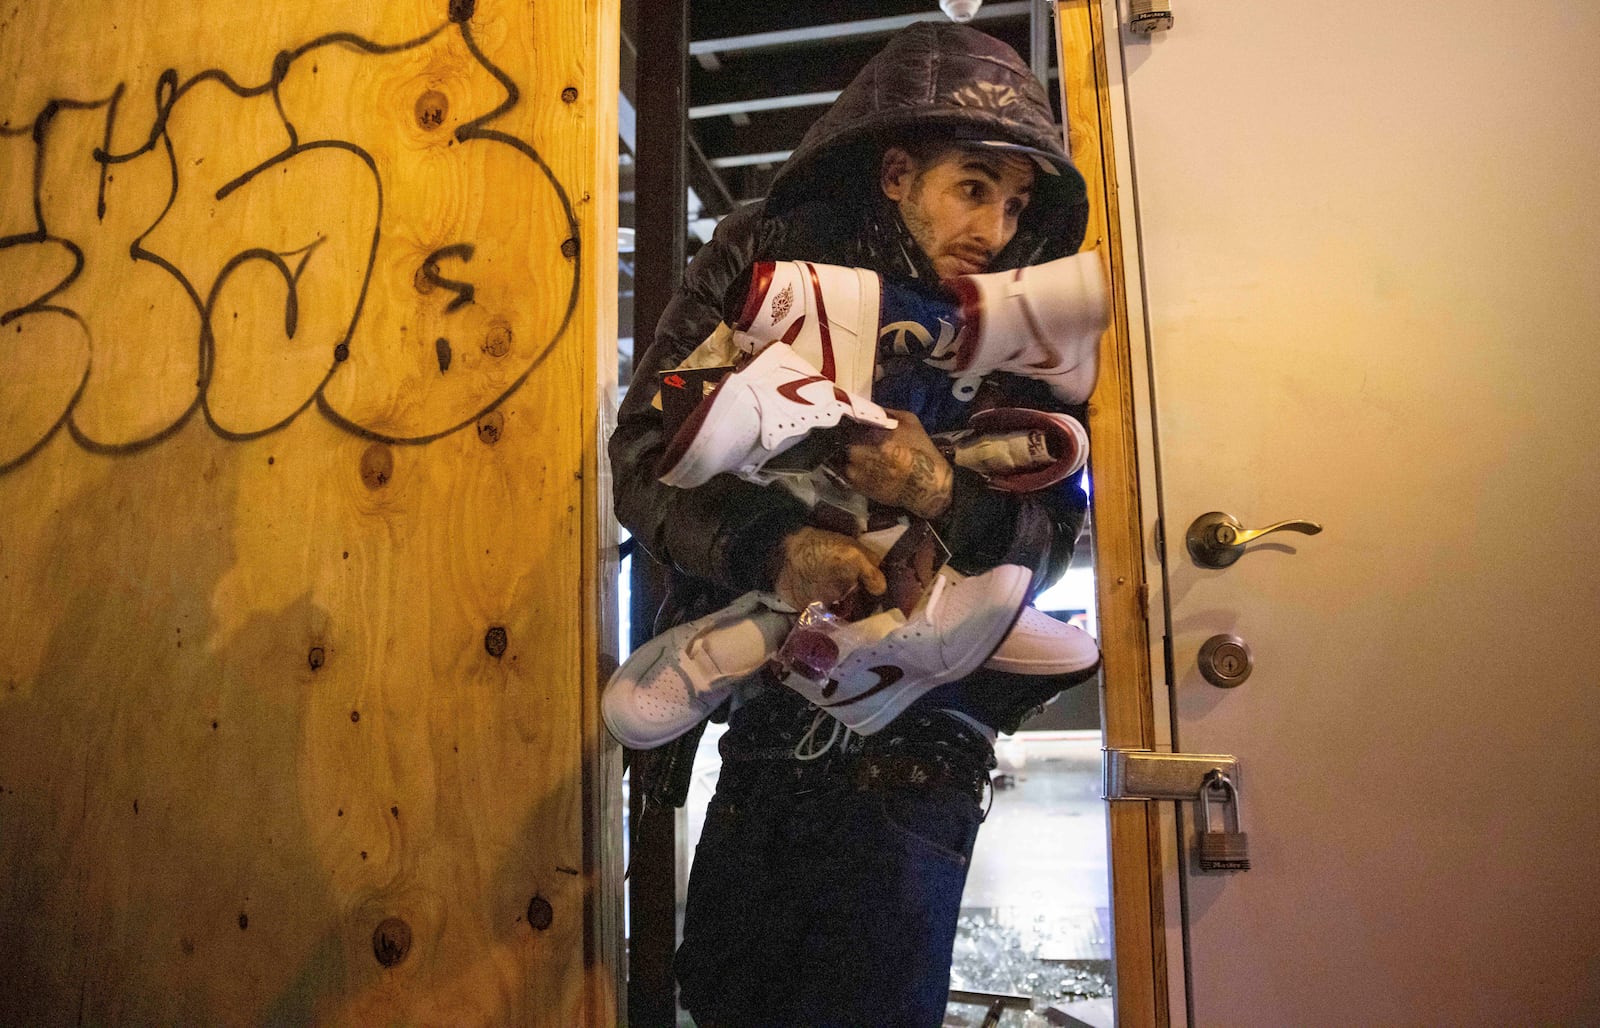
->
xmin=963 ymin=181 xmax=989 ymax=201
xmin=1006 ymin=199 xmax=1027 ymax=219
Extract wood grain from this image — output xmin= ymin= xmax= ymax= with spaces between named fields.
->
xmin=0 ymin=1 xmax=616 ymax=1023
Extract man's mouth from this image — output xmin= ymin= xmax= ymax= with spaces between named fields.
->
xmin=947 ymin=253 xmax=990 ymax=276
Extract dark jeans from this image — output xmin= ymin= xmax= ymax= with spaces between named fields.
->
xmin=675 ymin=700 xmax=990 ymax=1027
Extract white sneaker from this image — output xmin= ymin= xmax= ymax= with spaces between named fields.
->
xmin=656 ymin=343 xmax=896 ymax=488
xmin=940 ymin=407 xmax=1090 ymax=494
xmin=783 ymin=567 xmax=1099 ymax=681
xmin=780 ymin=563 xmax=1031 ymax=735
xmin=726 ymin=260 xmax=882 ymax=396
xmin=945 ymin=250 xmax=1109 ymax=403
xmin=983 ymin=605 xmax=1100 ymax=675
xmin=601 ymin=592 xmax=792 ymax=749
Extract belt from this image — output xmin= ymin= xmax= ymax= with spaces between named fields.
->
xmin=851 ymin=752 xmax=990 ymax=805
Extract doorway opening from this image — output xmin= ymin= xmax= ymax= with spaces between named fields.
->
xmin=613 ymin=3 xmax=1121 ymax=1024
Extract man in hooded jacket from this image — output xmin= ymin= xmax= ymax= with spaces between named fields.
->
xmin=610 ymin=22 xmax=1095 ymax=1026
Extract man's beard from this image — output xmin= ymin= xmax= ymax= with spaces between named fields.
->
xmin=850 ymin=196 xmax=942 ymax=285
xmin=897 ymin=191 xmax=940 ymax=275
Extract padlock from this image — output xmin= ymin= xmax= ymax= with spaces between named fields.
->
xmin=1196 ymin=771 xmax=1251 ymax=872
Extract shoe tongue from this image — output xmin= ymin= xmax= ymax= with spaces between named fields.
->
xmin=953 ymin=429 xmax=1053 ymax=475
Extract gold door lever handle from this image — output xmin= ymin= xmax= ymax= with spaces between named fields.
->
xmin=1186 ymin=511 xmax=1322 ymax=568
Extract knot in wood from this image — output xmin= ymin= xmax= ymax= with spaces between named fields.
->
xmin=484 ymin=626 xmax=508 ymax=659
xmin=476 ymin=411 xmax=504 ymax=445
xmin=527 ymin=895 xmax=554 ymax=931
xmin=482 ymin=322 xmax=512 ymax=358
xmin=360 ymin=444 xmax=393 ymax=490
xmin=415 ymin=90 xmax=449 ymax=131
xmin=373 ymin=917 xmax=413 ymax=967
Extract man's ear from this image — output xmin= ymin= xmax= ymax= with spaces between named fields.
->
xmin=880 ymin=147 xmax=914 ymax=202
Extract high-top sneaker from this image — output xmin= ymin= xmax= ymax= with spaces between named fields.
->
xmin=778 ymin=563 xmax=1031 ymax=736
xmin=937 ymin=407 xmax=1090 ymax=494
xmin=724 ymin=260 xmax=882 ymax=397
xmin=601 ymin=591 xmax=794 ymax=749
xmin=656 ymin=343 xmax=896 ymax=488
xmin=727 ymin=254 xmax=1108 ymax=403
xmin=945 ymin=250 xmax=1109 ymax=403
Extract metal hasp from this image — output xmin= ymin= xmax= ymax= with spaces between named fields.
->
xmin=1186 ymin=510 xmax=1323 ymax=568
xmin=1104 ymin=749 xmax=1241 ymax=801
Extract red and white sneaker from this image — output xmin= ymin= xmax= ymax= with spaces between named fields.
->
xmin=657 ymin=343 xmax=895 ymax=488
xmin=939 ymin=407 xmax=1090 ymax=494
xmin=601 ymin=591 xmax=793 ymax=749
xmin=945 ymin=250 xmax=1109 ymax=403
xmin=779 ymin=563 xmax=1031 ymax=735
xmin=726 ymin=260 xmax=881 ymax=396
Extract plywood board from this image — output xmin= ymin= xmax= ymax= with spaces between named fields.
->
xmin=0 ymin=0 xmax=617 ymax=1022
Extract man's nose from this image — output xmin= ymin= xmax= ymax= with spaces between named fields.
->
xmin=970 ymin=203 xmax=1008 ymax=250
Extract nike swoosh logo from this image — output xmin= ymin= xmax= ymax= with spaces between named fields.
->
xmin=821 ymin=666 xmax=905 ymax=708
xmin=776 ymin=375 xmax=829 ymax=405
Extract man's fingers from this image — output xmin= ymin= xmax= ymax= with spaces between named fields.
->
xmin=859 ymin=561 xmax=888 ymax=597
xmin=774 ymin=526 xmax=892 ymax=610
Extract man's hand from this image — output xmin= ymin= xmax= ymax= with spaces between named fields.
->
xmin=837 ymin=409 xmax=954 ymax=519
xmin=773 ymin=526 xmax=888 ymax=612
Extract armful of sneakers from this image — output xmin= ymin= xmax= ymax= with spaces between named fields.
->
xmin=764 ymin=408 xmax=960 ymax=611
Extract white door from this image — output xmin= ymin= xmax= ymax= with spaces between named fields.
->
xmin=1116 ymin=3 xmax=1600 ymax=1023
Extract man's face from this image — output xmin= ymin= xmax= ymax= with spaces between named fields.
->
xmin=881 ymin=146 xmax=1036 ymax=281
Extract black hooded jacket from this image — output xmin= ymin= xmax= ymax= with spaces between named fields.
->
xmin=611 ymin=24 xmax=1093 ymax=674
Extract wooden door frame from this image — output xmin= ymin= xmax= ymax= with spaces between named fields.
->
xmin=585 ymin=1 xmax=627 ymax=1023
xmin=1056 ymin=3 xmax=1176 ymax=1024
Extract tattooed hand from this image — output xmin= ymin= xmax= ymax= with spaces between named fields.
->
xmin=837 ymin=409 xmax=954 ymax=519
xmin=773 ymin=526 xmax=888 ymax=611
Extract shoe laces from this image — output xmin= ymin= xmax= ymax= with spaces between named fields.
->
xmin=793 ymin=709 xmax=853 ymax=761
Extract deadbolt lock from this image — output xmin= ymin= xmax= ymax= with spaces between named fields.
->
xmin=1198 ymin=633 xmax=1253 ymax=688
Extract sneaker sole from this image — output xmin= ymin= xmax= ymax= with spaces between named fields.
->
xmin=601 ymin=630 xmax=714 ymax=749
xmin=601 ymin=595 xmax=783 ymax=748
